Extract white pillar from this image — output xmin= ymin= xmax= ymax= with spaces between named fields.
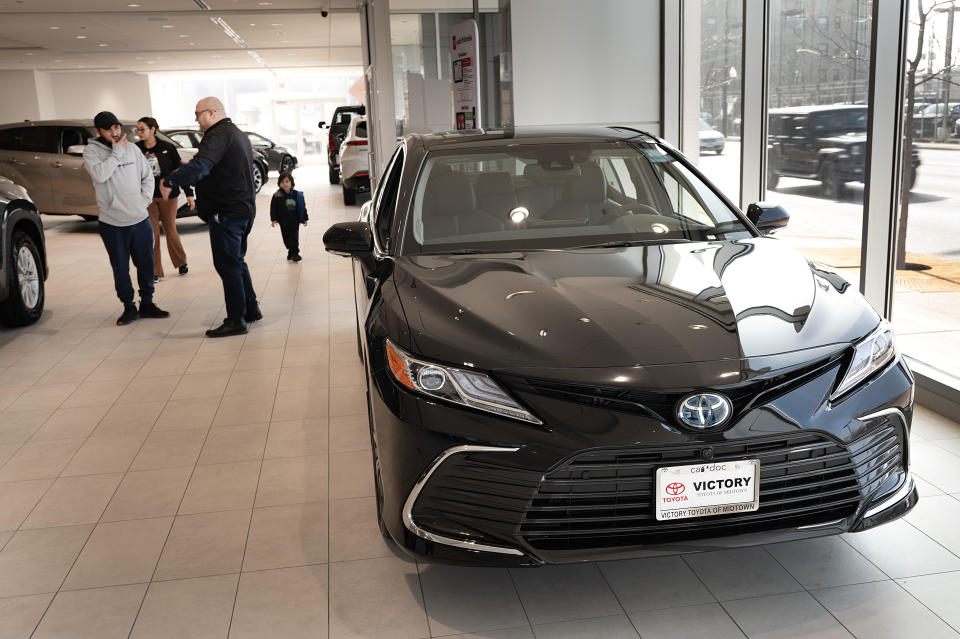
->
xmin=359 ymin=0 xmax=398 ymax=188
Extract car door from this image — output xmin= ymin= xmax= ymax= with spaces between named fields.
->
xmin=0 ymin=126 xmax=58 ymax=212
xmin=246 ymin=133 xmax=277 ymax=170
xmin=55 ymin=126 xmax=99 ymax=216
xmin=354 ymin=146 xmax=404 ymax=351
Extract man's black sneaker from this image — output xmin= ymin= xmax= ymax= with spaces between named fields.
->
xmin=291 ymin=255 xmax=302 ymax=262
xmin=178 ymin=264 xmax=189 ymax=275
xmin=117 ymin=305 xmax=138 ymax=326
xmin=206 ymin=317 xmax=248 ymax=338
xmin=139 ymin=302 xmax=170 ymax=319
xmin=244 ymin=305 xmax=263 ymax=323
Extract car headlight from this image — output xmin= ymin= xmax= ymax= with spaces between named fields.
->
xmin=385 ymin=339 xmax=541 ymax=425
xmin=831 ymin=322 xmax=897 ymax=399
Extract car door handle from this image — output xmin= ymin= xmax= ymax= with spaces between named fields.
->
xmin=51 ymin=161 xmax=63 ymax=168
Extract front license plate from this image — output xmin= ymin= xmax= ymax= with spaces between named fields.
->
xmin=655 ymin=459 xmax=760 ymax=521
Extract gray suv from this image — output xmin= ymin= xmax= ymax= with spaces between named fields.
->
xmin=0 ymin=176 xmax=46 ymax=326
xmin=0 ymin=120 xmax=196 ymax=221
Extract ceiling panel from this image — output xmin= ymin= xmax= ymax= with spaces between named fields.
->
xmin=0 ymin=1 xmax=361 ymax=72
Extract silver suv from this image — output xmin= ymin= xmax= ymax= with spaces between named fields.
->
xmin=0 ymin=120 xmax=196 ymax=221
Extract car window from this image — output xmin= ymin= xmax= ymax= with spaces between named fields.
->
xmin=335 ymin=110 xmax=355 ymax=125
xmin=0 ymin=127 xmax=59 ymax=153
xmin=355 ymin=121 xmax=367 ymax=139
xmin=60 ymin=128 xmax=86 ymax=151
xmin=373 ymin=147 xmax=404 ymax=251
xmin=168 ymin=133 xmax=194 ymax=148
xmin=406 ymin=141 xmax=750 ymax=253
xmin=247 ymin=133 xmax=269 ymax=146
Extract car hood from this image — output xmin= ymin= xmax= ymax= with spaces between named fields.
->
xmin=393 ymin=238 xmax=879 ymax=373
xmin=699 ymin=130 xmax=724 ymax=140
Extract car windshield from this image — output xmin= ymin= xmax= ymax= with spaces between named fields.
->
xmin=404 ymin=140 xmax=751 ymax=254
xmin=699 ymin=119 xmax=713 ymax=131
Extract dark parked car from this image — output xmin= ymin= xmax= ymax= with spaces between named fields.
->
xmin=768 ymin=105 xmax=920 ymax=198
xmin=162 ymin=129 xmax=269 ymax=195
xmin=319 ymin=104 xmax=365 ymax=184
xmin=1 ymin=176 xmax=47 ymax=326
xmin=245 ymin=131 xmax=298 ymax=174
xmin=323 ymin=127 xmax=917 ymax=566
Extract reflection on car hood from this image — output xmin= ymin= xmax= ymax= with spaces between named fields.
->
xmin=394 ymin=238 xmax=879 ymax=372
xmin=820 ymin=134 xmax=866 ymax=144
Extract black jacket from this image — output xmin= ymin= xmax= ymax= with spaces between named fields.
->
xmin=163 ymin=118 xmax=255 ymax=220
xmin=270 ymin=188 xmax=308 ymax=224
xmin=136 ymin=139 xmax=193 ymax=199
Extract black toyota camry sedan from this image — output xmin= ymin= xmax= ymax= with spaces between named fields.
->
xmin=323 ymin=127 xmax=917 ymax=566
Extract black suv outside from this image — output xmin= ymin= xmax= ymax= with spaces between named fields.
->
xmin=768 ymin=105 xmax=921 ymax=198
xmin=319 ymin=105 xmax=365 ymax=184
xmin=1 ymin=176 xmax=47 ymax=326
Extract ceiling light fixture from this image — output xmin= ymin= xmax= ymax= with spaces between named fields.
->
xmin=193 ymin=0 xmax=211 ymax=8
xmin=161 ymin=24 xmax=174 ymax=28
xmin=211 ymin=16 xmax=248 ymax=48
xmin=49 ymin=26 xmax=60 ymax=30
xmin=76 ymin=35 xmax=87 ymax=39
xmin=127 ymin=3 xmax=140 ymax=6
xmin=98 ymin=43 xmax=108 ymax=46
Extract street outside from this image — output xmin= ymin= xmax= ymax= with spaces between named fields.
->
xmin=698 ymin=140 xmax=960 ymax=260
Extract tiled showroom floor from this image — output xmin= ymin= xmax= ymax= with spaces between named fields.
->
xmin=1 ymin=166 xmax=960 ymax=639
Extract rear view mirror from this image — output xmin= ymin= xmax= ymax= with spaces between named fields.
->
xmin=746 ymin=202 xmax=789 ymax=235
xmin=66 ymin=145 xmax=85 ymax=156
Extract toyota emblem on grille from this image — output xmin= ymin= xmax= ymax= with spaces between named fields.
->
xmin=677 ymin=393 xmax=732 ymax=429
xmin=665 ymin=482 xmax=685 ymax=495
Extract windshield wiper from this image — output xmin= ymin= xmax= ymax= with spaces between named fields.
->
xmin=567 ymin=239 xmax=692 ymax=250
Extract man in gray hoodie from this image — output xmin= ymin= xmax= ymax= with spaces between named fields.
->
xmin=83 ymin=111 xmax=169 ymax=325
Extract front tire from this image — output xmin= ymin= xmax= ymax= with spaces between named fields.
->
xmin=329 ymin=165 xmax=340 ymax=185
xmin=343 ymin=187 xmax=356 ymax=206
xmin=252 ymin=163 xmax=264 ymax=194
xmin=0 ymin=231 xmax=44 ymax=327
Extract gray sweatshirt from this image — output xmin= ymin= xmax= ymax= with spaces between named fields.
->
xmin=82 ymin=137 xmax=153 ymax=227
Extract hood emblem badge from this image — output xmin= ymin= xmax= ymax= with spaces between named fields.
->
xmin=677 ymin=393 xmax=732 ymax=429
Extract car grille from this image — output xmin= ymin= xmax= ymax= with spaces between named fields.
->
xmin=410 ymin=420 xmax=904 ymax=553
xmin=520 ymin=421 xmax=903 ymax=550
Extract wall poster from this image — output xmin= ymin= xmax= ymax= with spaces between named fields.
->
xmin=450 ymin=19 xmax=481 ymax=131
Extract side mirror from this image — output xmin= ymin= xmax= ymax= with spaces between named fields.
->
xmin=324 ymin=221 xmax=373 ymax=255
xmin=318 ymin=121 xmax=327 ymax=129
xmin=66 ymin=144 xmax=85 ymax=156
xmin=746 ymin=202 xmax=789 ymax=235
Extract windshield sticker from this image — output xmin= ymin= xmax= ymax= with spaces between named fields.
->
xmin=641 ymin=148 xmax=672 ymax=163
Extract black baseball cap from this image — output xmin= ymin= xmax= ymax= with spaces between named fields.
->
xmin=93 ymin=111 xmax=120 ymax=130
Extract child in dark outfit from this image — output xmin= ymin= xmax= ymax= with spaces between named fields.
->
xmin=270 ymin=171 xmax=308 ymax=262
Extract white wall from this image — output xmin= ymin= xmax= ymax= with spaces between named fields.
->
xmin=509 ymin=0 xmax=660 ymax=129
xmin=46 ymin=72 xmax=152 ymax=121
xmin=0 ymin=71 xmax=43 ymax=123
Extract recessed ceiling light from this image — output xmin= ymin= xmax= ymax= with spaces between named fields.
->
xmin=258 ymin=2 xmax=272 ymax=5
xmin=128 ymin=2 xmax=140 ymax=6
xmin=178 ymin=34 xmax=189 ymax=37
xmin=189 ymin=42 xmax=195 ymax=45
xmin=76 ymin=35 xmax=87 ymax=39
xmin=249 ymin=23 xmax=256 ymax=26
xmin=161 ymin=24 xmax=174 ymax=28
xmin=147 ymin=61 xmax=155 ymax=64
xmin=271 ymin=23 xmax=281 ymax=26
xmin=25 ymin=52 xmax=33 ymax=55
xmin=49 ymin=26 xmax=60 ymax=30
xmin=98 ymin=43 xmax=108 ymax=47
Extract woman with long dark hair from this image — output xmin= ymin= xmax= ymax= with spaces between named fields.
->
xmin=136 ymin=116 xmax=191 ymax=281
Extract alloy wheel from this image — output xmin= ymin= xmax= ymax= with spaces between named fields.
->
xmin=16 ymin=245 xmax=40 ymax=310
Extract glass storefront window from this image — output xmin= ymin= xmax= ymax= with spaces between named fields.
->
xmin=699 ymin=0 xmax=743 ymax=202
xmin=892 ymin=0 xmax=960 ymax=383
xmin=765 ymin=0 xmax=872 ymax=285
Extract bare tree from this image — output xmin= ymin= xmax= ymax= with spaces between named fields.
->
xmin=899 ymin=0 xmax=956 ymax=270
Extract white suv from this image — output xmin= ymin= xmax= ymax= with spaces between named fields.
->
xmin=339 ymin=116 xmax=369 ymax=205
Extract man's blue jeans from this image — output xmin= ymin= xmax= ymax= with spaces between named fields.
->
xmin=99 ymin=217 xmax=154 ymax=306
xmin=208 ymin=215 xmax=258 ymax=320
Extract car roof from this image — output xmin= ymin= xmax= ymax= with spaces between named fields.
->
xmin=410 ymin=126 xmax=659 ymax=151
xmin=0 ymin=119 xmax=125 ymax=130
xmin=768 ymin=104 xmax=866 ymax=115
